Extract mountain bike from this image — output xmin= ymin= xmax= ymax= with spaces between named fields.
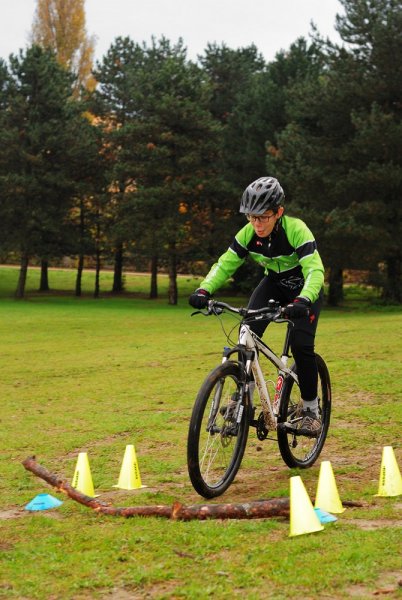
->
xmin=187 ymin=299 xmax=331 ymax=498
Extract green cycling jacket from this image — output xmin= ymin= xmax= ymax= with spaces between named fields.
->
xmin=200 ymin=215 xmax=324 ymax=303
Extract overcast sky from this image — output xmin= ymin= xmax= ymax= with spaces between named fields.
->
xmin=1 ymin=0 xmax=344 ymax=64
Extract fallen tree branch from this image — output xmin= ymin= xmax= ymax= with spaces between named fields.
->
xmin=22 ymin=456 xmax=366 ymax=519
xmin=22 ymin=456 xmax=290 ymax=520
xmin=341 ymin=500 xmax=368 ymax=508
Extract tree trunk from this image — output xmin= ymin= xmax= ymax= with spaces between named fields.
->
xmin=168 ymin=243 xmax=177 ymax=305
xmin=15 ymin=252 xmax=29 ymax=298
xmin=327 ymin=267 xmax=344 ymax=306
xmin=94 ymin=249 xmax=100 ymax=298
xmin=39 ymin=259 xmax=50 ymax=291
xmin=112 ymin=244 xmax=124 ymax=293
xmin=94 ymin=207 xmax=101 ymax=299
xmin=75 ymin=199 xmax=85 ymax=297
xmin=150 ymin=255 xmax=158 ymax=299
xmin=382 ymin=255 xmax=402 ymax=303
xmin=75 ymin=254 xmax=84 ymax=297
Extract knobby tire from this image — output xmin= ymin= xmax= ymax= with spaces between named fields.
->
xmin=187 ymin=361 xmax=250 ymax=498
xmin=277 ymin=353 xmax=331 ymax=468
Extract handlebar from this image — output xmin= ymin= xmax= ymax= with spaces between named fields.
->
xmin=195 ymin=299 xmax=289 ymax=324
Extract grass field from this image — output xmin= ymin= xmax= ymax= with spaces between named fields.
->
xmin=1 ymin=266 xmax=401 ymax=599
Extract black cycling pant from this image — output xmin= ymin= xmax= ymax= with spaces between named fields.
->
xmin=247 ymin=275 xmax=323 ymax=401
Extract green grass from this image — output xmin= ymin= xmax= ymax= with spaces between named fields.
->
xmin=1 ymin=266 xmax=401 ymax=599
xmin=0 ymin=264 xmax=203 ymax=298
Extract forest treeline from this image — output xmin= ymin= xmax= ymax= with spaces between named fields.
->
xmin=0 ymin=0 xmax=401 ymax=304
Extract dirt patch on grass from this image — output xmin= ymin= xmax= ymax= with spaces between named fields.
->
xmin=0 ymin=506 xmax=64 ymax=520
xmin=63 ymin=431 xmax=134 ymax=459
xmin=346 ymin=519 xmax=402 ymax=530
xmin=0 ymin=508 xmax=26 ymax=520
xmin=101 ymin=581 xmax=182 ymax=599
xmin=347 ymin=570 xmax=402 ymax=598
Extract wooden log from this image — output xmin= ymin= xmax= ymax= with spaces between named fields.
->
xmin=22 ymin=456 xmax=365 ymax=520
xmin=22 ymin=456 xmax=290 ymax=520
xmin=171 ymin=498 xmax=290 ymax=521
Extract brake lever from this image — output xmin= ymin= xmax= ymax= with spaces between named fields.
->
xmin=191 ymin=307 xmax=221 ymax=317
xmin=275 ymin=309 xmax=294 ymax=325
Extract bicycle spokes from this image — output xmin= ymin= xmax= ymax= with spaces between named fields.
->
xmin=277 ymin=355 xmax=331 ymax=468
xmin=187 ymin=362 xmax=250 ymax=497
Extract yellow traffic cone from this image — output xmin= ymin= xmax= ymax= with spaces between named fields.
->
xmin=289 ymin=476 xmax=324 ymax=537
xmin=315 ymin=461 xmax=345 ymax=514
xmin=113 ymin=444 xmax=145 ymax=490
xmin=71 ymin=452 xmax=97 ymax=497
xmin=375 ymin=446 xmax=402 ymax=497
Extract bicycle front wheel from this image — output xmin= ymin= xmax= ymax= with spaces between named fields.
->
xmin=277 ymin=354 xmax=331 ymax=468
xmin=187 ymin=361 xmax=250 ymax=498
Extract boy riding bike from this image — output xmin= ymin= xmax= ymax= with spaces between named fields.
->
xmin=189 ymin=176 xmax=325 ymax=437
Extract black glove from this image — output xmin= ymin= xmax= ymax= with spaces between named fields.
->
xmin=283 ymin=296 xmax=311 ymax=319
xmin=189 ymin=288 xmax=211 ymax=309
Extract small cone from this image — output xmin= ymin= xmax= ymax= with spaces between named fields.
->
xmin=289 ymin=476 xmax=324 ymax=537
xmin=314 ymin=507 xmax=337 ymax=524
xmin=113 ymin=444 xmax=145 ymax=490
xmin=71 ymin=452 xmax=97 ymax=497
xmin=315 ymin=461 xmax=345 ymax=514
xmin=375 ymin=446 xmax=402 ymax=497
xmin=25 ymin=493 xmax=63 ymax=511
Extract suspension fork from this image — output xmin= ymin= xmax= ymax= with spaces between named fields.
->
xmin=207 ymin=345 xmax=250 ymax=430
xmin=222 ymin=344 xmax=253 ymax=415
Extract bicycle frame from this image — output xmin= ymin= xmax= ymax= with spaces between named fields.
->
xmin=224 ymin=320 xmax=299 ymax=431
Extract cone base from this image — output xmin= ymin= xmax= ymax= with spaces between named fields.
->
xmin=112 ymin=484 xmax=147 ymax=490
xmin=71 ymin=488 xmax=100 ymax=497
xmin=314 ymin=507 xmax=337 ymax=523
xmin=25 ymin=493 xmax=63 ymax=511
xmin=315 ymin=503 xmax=345 ymax=514
xmin=289 ymin=525 xmax=324 ymax=537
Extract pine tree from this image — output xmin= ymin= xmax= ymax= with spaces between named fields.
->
xmin=94 ymin=37 xmax=224 ymax=304
xmin=0 ymin=46 xmax=96 ymax=297
xmin=267 ymin=0 xmax=402 ymax=304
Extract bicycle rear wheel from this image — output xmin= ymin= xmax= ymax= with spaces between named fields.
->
xmin=277 ymin=354 xmax=331 ymax=468
xmin=187 ymin=361 xmax=250 ymax=498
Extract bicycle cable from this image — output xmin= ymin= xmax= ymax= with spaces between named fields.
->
xmin=215 ymin=311 xmax=242 ymax=346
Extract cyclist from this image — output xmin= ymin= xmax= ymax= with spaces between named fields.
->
xmin=189 ymin=176 xmax=325 ymax=437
